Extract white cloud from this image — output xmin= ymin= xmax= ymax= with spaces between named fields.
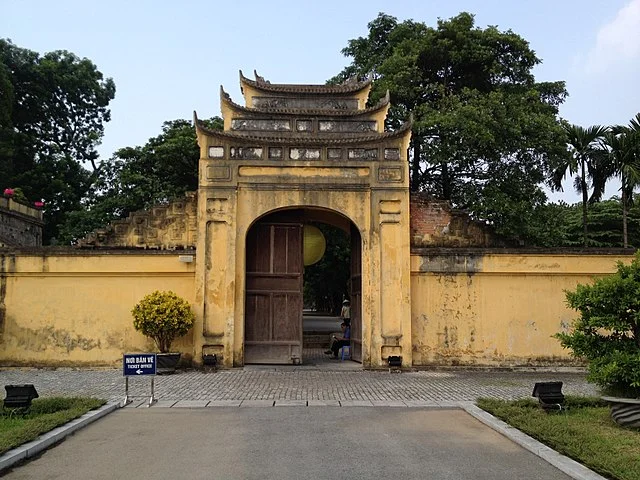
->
xmin=586 ymin=0 xmax=640 ymax=74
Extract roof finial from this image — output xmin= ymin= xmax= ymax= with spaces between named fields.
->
xmin=254 ymin=70 xmax=269 ymax=84
xmin=220 ymin=85 xmax=232 ymax=102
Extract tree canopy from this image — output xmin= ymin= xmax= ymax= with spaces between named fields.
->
xmin=58 ymin=117 xmax=222 ymax=244
xmin=0 ymin=39 xmax=116 ymax=243
xmin=331 ymin=12 xmax=569 ymax=242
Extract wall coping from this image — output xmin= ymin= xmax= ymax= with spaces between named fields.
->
xmin=3 ymin=246 xmax=635 ymax=257
xmin=411 ymin=247 xmax=636 ymax=256
xmin=0 ymin=247 xmax=196 ymax=256
xmin=0 ymin=197 xmax=44 ymax=223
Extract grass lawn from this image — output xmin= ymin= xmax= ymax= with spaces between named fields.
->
xmin=477 ymin=396 xmax=640 ymax=480
xmin=0 ymin=397 xmax=105 ymax=455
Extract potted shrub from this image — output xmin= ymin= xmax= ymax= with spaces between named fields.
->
xmin=555 ymin=252 xmax=640 ymax=427
xmin=131 ymin=290 xmax=195 ymax=374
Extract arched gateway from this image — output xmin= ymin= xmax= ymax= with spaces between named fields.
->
xmin=193 ymin=71 xmax=412 ymax=368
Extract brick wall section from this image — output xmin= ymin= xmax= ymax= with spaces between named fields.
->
xmin=409 ymin=193 xmax=507 ymax=247
xmin=0 ymin=197 xmax=44 ymax=247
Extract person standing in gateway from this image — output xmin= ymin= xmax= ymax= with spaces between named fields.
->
xmin=340 ymin=299 xmax=350 ymax=323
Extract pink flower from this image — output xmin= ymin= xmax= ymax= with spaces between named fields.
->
xmin=34 ymin=201 xmax=44 ymax=208
xmin=3 ymin=188 xmax=14 ymax=196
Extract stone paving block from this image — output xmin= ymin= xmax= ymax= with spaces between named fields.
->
xmin=124 ymin=399 xmax=147 ymax=408
xmin=339 ymin=400 xmax=373 ymax=407
xmin=274 ymin=400 xmax=307 ymax=407
xmin=172 ymin=400 xmax=210 ymax=408
xmin=403 ymin=401 xmax=443 ymax=407
xmin=0 ymin=366 xmax=596 ymax=406
xmin=371 ymin=400 xmax=407 ymax=407
xmin=240 ymin=400 xmax=275 ymax=407
xmin=308 ymin=400 xmax=341 ymax=407
xmin=435 ymin=401 xmax=464 ymax=408
xmin=206 ymin=400 xmax=242 ymax=407
xmin=150 ymin=400 xmax=178 ymax=408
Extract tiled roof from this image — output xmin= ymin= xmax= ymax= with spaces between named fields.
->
xmin=194 ymin=111 xmax=412 ymax=145
xmin=221 ymin=87 xmax=390 ymax=117
xmin=239 ymin=70 xmax=372 ymax=95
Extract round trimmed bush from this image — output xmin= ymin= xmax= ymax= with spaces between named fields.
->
xmin=132 ymin=290 xmax=195 ymax=353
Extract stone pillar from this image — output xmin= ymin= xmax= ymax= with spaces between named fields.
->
xmin=369 ymin=191 xmax=412 ymax=368
xmin=195 ymin=189 xmax=237 ymax=367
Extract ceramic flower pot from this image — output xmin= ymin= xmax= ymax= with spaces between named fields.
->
xmin=601 ymin=396 xmax=640 ymax=428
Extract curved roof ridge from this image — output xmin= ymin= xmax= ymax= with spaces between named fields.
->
xmin=221 ymin=86 xmax=390 ymax=117
xmin=195 ymin=116 xmax=412 ymax=145
xmin=239 ymin=70 xmax=373 ymax=95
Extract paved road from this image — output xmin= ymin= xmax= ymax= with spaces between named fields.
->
xmin=303 ymin=314 xmax=341 ymax=332
xmin=2 ymin=408 xmax=571 ymax=480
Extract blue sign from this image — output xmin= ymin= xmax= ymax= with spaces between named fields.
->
xmin=123 ymin=353 xmax=157 ymax=376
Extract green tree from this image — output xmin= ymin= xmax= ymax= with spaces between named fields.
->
xmin=59 ymin=117 xmax=222 ymax=244
xmin=532 ymin=198 xmax=640 ymax=248
xmin=303 ymin=224 xmax=351 ymax=315
xmin=0 ymin=39 xmax=115 ymax=243
xmin=549 ymin=124 xmax=609 ymax=246
xmin=556 ymin=252 xmax=640 ymax=398
xmin=602 ymin=125 xmax=640 ymax=248
xmin=332 ymin=13 xmax=568 ymax=242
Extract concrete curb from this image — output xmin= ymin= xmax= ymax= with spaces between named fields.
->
xmin=461 ymin=403 xmax=608 ymax=480
xmin=0 ymin=401 xmax=119 ymax=473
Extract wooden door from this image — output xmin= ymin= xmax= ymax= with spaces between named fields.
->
xmin=350 ymin=225 xmax=362 ymax=362
xmin=245 ymin=221 xmax=303 ymax=364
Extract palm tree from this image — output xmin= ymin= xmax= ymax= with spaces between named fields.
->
xmin=550 ymin=124 xmax=609 ymax=246
xmin=603 ymin=129 xmax=640 ymax=247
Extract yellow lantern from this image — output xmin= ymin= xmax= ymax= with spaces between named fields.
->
xmin=303 ymin=225 xmax=326 ymax=266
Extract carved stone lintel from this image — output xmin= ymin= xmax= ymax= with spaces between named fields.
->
xmin=327 ymin=148 xmax=342 ymax=160
xmin=252 ymin=96 xmax=358 ymax=110
xmin=289 ymin=148 xmax=320 ymax=160
xmin=348 ymin=148 xmax=378 ymax=160
xmin=378 ymin=167 xmax=403 ymax=182
xmin=208 ymin=146 xmax=225 ymax=158
xmin=296 ymin=120 xmax=313 ymax=132
xmin=231 ymin=119 xmax=291 ymax=131
xmin=384 ymin=148 xmax=400 ymax=160
xmin=230 ymin=147 xmax=263 ymax=160
xmin=319 ymin=121 xmax=376 ymax=133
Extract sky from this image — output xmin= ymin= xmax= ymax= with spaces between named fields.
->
xmin=2 ymin=0 xmax=640 ymax=203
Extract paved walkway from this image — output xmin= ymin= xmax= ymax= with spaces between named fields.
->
xmin=0 ymin=357 xmax=596 ymax=404
xmin=2 ymin=408 xmax=574 ymax=480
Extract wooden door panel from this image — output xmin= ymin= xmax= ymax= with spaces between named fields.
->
xmin=246 ymin=224 xmax=270 ymax=273
xmin=246 ymin=274 xmax=300 ymax=292
xmin=272 ymin=293 xmax=301 ymax=341
xmin=245 ymin=294 xmax=271 ymax=342
xmin=273 ymin=227 xmax=289 ymax=273
xmin=245 ymin=221 xmax=303 ymax=364
xmin=286 ymin=227 xmax=302 ymax=273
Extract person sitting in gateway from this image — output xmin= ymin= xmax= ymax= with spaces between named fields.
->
xmin=325 ymin=318 xmax=351 ymax=358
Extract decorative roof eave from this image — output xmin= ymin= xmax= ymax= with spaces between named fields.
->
xmin=221 ymin=87 xmax=390 ymax=117
xmin=195 ymin=111 xmax=412 ymax=146
xmin=239 ymin=70 xmax=373 ymax=96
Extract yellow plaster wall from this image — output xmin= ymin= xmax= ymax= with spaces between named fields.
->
xmin=410 ymin=252 xmax=633 ymax=366
xmin=0 ymin=253 xmax=196 ymax=367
